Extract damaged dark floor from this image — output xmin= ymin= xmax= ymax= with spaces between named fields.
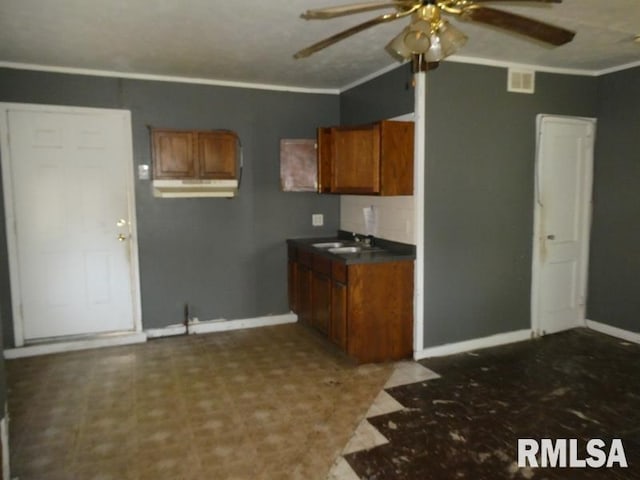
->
xmin=345 ymin=328 xmax=640 ymax=479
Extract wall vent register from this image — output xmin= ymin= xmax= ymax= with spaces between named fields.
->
xmin=508 ymin=68 xmax=536 ymax=94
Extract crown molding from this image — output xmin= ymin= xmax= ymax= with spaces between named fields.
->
xmin=2 ymin=57 xmax=639 ymax=96
xmin=593 ymin=59 xmax=640 ymax=76
xmin=339 ymin=61 xmax=409 ymax=93
xmin=0 ymin=61 xmax=340 ymax=95
xmin=340 ymin=55 xmax=640 ymax=92
xmin=444 ymin=54 xmax=598 ymax=77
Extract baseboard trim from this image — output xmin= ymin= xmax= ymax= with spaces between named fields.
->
xmin=192 ymin=313 xmax=297 ymax=334
xmin=145 ymin=313 xmax=298 ymax=339
xmin=145 ymin=325 xmax=187 ymax=339
xmin=586 ymin=319 xmax=640 ymax=344
xmin=4 ymin=314 xmax=299 ymax=356
xmin=3 ymin=332 xmax=147 ymax=359
xmin=414 ymin=329 xmax=532 ymax=360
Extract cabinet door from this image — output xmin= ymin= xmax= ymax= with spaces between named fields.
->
xmin=347 ymin=261 xmax=414 ymax=363
xmin=152 ymin=130 xmax=196 ymax=179
xmin=332 ymin=125 xmax=380 ymax=194
xmin=298 ymin=265 xmax=313 ymax=325
xmin=197 ymin=131 xmax=237 ymax=179
xmin=379 ymin=121 xmax=414 ymax=195
xmin=330 ymin=280 xmax=347 ymax=349
xmin=317 ymin=128 xmax=333 ymax=193
xmin=287 ymin=247 xmax=298 ymax=313
xmin=312 ymin=272 xmax=331 ymax=335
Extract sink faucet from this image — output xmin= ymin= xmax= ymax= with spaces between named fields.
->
xmin=352 ymin=233 xmax=374 ymax=247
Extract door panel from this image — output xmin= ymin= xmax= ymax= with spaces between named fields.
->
xmin=534 ymin=115 xmax=595 ymax=335
xmin=298 ymin=265 xmax=312 ymax=326
xmin=312 ymin=272 xmax=331 ymax=335
xmin=317 ymin=128 xmax=333 ymax=193
xmin=331 ymin=126 xmax=380 ymax=194
xmin=152 ymin=130 xmax=194 ymax=178
xmin=198 ymin=131 xmax=237 ymax=179
xmin=330 ymin=281 xmax=347 ymax=349
xmin=8 ymin=109 xmax=135 ymax=340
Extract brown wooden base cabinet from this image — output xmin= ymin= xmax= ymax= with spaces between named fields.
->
xmin=288 ymin=245 xmax=413 ymax=363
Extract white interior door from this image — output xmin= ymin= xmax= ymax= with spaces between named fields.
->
xmin=4 ymin=107 xmax=138 ymax=341
xmin=532 ymin=115 xmax=595 ymax=335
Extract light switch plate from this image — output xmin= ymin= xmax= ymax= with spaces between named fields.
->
xmin=138 ymin=164 xmax=150 ymax=180
xmin=312 ymin=213 xmax=324 ymax=227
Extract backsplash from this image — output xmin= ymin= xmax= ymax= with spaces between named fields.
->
xmin=340 ymin=195 xmax=415 ymax=244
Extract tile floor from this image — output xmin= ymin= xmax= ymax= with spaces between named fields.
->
xmin=11 ymin=325 xmax=637 ymax=479
xmin=345 ymin=329 xmax=640 ymax=479
xmin=7 ymin=324 xmax=395 ymax=480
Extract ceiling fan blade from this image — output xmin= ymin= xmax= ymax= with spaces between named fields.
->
xmin=461 ymin=6 xmax=575 ymax=45
xmin=294 ymin=7 xmax=418 ymax=59
xmin=301 ymin=1 xmax=416 ymax=19
xmin=467 ymin=0 xmax=562 ymax=3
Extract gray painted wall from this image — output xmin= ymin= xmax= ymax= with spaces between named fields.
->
xmin=422 ymin=63 xmax=597 ymax=347
xmin=1 ymin=62 xmax=634 ymax=352
xmin=342 ymin=61 xmax=598 ymax=349
xmin=340 ymin=64 xmax=414 ymax=125
xmin=587 ymin=66 xmax=640 ymax=332
xmin=0 ymin=68 xmax=340 ymax=346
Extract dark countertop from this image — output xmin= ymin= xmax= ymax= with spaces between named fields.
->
xmin=287 ymin=230 xmax=415 ymax=265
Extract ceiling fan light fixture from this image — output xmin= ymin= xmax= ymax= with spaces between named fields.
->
xmin=295 ymin=0 xmax=575 ymax=63
xmin=410 ymin=18 xmax=432 ymax=34
xmin=437 ymin=20 xmax=468 ymax=57
xmin=385 ymin=27 xmax=413 ymax=62
xmin=424 ymin=33 xmax=445 ymax=62
xmin=404 ymin=29 xmax=432 ymax=54
xmin=403 ymin=17 xmax=432 ymax=53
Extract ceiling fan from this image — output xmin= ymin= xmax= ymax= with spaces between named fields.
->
xmin=293 ymin=0 xmax=575 ymax=69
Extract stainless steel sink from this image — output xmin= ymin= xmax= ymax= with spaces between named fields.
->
xmin=312 ymin=241 xmax=344 ymax=249
xmin=328 ymin=246 xmax=361 ymax=254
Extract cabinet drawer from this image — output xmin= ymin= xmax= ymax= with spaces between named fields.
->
xmin=332 ymin=261 xmax=347 ymax=284
xmin=313 ymin=255 xmax=332 ymax=276
xmin=298 ymin=250 xmax=313 ymax=268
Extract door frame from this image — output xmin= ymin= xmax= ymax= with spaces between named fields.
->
xmin=530 ymin=114 xmax=596 ymax=336
xmin=0 ymin=103 xmax=143 ymax=347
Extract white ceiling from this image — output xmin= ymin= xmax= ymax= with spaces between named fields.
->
xmin=0 ymin=0 xmax=639 ymax=91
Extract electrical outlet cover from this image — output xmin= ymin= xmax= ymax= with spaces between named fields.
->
xmin=312 ymin=214 xmax=324 ymax=227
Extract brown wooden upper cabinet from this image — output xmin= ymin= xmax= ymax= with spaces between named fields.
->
xmin=317 ymin=120 xmax=414 ymax=195
xmin=152 ymin=129 xmax=238 ymax=180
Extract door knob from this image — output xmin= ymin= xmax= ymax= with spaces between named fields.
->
xmin=117 ymin=233 xmax=128 ymax=242
xmin=116 ymin=219 xmax=127 ymax=227
xmin=546 ymin=234 xmax=556 ymax=240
